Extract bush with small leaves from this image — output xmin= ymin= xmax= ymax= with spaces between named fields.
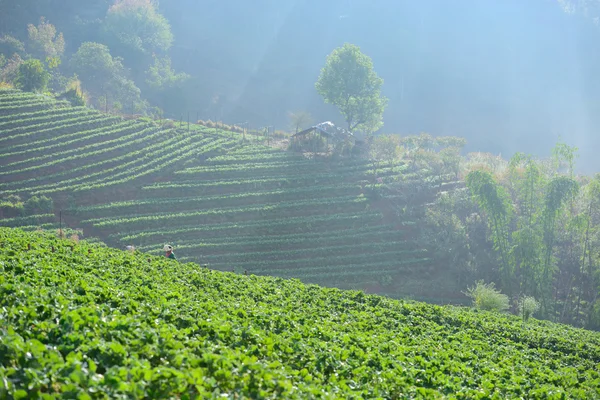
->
xmin=15 ymin=59 xmax=49 ymax=92
xmin=464 ymin=280 xmax=510 ymax=312
xmin=24 ymin=195 xmax=54 ymax=215
xmin=518 ymin=296 xmax=540 ymax=321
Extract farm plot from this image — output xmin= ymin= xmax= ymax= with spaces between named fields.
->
xmin=3 ymin=227 xmax=599 ymax=399
xmin=0 ymin=90 xmax=432 ymax=294
xmin=76 ymin=143 xmax=430 ymax=290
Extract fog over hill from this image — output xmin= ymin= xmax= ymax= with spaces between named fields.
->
xmin=163 ymin=0 xmax=600 ymax=171
xmin=1 ymin=0 xmax=599 ymax=169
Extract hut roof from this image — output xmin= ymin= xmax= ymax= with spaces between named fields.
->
xmin=293 ymin=121 xmax=352 ymax=141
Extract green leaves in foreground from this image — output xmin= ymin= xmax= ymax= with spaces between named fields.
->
xmin=1 ymin=228 xmax=599 ymax=399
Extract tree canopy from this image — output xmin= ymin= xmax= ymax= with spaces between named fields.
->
xmin=316 ymin=43 xmax=387 ymax=134
xmin=104 ymin=0 xmax=173 ymax=55
xmin=15 ymin=58 xmax=49 ymax=92
xmin=27 ymin=17 xmax=65 ymax=61
xmin=70 ymin=42 xmax=142 ymax=111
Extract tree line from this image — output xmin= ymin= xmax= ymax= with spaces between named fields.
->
xmin=421 ymin=143 xmax=600 ymax=329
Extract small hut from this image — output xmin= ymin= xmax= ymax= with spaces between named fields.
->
xmin=292 ymin=121 xmax=352 ymax=142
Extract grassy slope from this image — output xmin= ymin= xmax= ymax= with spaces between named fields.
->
xmin=1 ymin=228 xmax=599 ymax=399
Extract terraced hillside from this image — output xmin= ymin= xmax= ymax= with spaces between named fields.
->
xmin=0 ymin=89 xmax=453 ymax=299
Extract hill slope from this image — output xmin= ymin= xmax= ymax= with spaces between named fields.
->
xmin=0 ymin=89 xmax=457 ymax=301
xmin=1 ymin=228 xmax=599 ymax=398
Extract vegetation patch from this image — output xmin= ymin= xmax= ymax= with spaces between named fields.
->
xmin=1 ymin=228 xmax=599 ymax=398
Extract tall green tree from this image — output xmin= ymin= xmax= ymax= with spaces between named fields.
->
xmin=507 ymin=153 xmax=545 ymax=298
xmin=540 ymin=175 xmax=579 ymax=315
xmin=15 ymin=59 xmax=49 ymax=92
xmin=27 ymin=17 xmax=65 ymax=62
xmin=466 ymin=170 xmax=514 ymax=291
xmin=316 ymin=43 xmax=387 ymax=133
xmin=70 ymin=42 xmax=143 ymax=111
xmin=104 ymin=0 xmax=173 ymax=56
xmin=144 ymin=55 xmax=189 ymax=114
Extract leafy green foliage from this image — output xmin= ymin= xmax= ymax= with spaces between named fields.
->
xmin=144 ymin=55 xmax=189 ymax=114
xmin=104 ymin=0 xmax=173 ymax=55
xmin=464 ymin=280 xmax=510 ymax=312
xmin=57 ymin=77 xmax=87 ymax=106
xmin=1 ymin=227 xmax=600 ymax=398
xmin=27 ymin=17 xmax=65 ymax=60
xmin=69 ymin=42 xmax=143 ymax=111
xmin=14 ymin=59 xmax=49 ymax=92
xmin=316 ymin=43 xmax=388 ymax=133
xmin=519 ymin=296 xmax=540 ymax=321
xmin=23 ymin=195 xmax=53 ymax=215
xmin=466 ymin=170 xmax=514 ymax=288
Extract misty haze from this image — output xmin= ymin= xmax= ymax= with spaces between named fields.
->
xmin=1 ymin=0 xmax=600 ymax=398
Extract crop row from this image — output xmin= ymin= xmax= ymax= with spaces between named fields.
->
xmin=0 ymin=107 xmax=90 ymax=130
xmin=0 ymin=99 xmax=68 ymax=115
xmin=0 ymin=132 xmax=219 ymax=195
xmin=137 ymin=225 xmax=401 ymax=252
xmin=0 ymin=128 xmax=187 ymax=192
xmin=0 ymin=120 xmax=147 ymax=163
xmin=0 ymin=214 xmax=56 ymax=228
xmin=84 ymin=195 xmax=368 ymax=230
xmin=142 ymin=172 xmax=382 ymax=196
xmin=0 ymin=91 xmax=49 ymax=100
xmin=248 ymin=257 xmax=431 ymax=277
xmin=175 ymin=161 xmax=406 ymax=179
xmin=0 ymin=115 xmax=123 ymax=147
xmin=115 ymin=211 xmax=383 ymax=244
xmin=0 ymin=111 xmax=111 ymax=140
xmin=0 ymin=125 xmax=165 ymax=177
xmin=226 ymin=145 xmax=283 ymax=155
xmin=0 ymin=97 xmax=54 ymax=108
xmin=67 ymin=137 xmax=236 ymax=194
xmin=194 ymin=250 xmax=429 ymax=271
xmin=74 ymin=183 xmax=362 ymax=217
xmin=205 ymin=152 xmax=304 ymax=165
xmin=198 ymin=242 xmax=422 ymax=263
xmin=26 ymin=135 xmax=227 ymax=196
xmin=0 ymin=90 xmax=34 ymax=98
xmin=0 ymin=106 xmax=77 ymax=123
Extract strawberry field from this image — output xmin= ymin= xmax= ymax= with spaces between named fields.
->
xmin=1 ymin=228 xmax=599 ymax=398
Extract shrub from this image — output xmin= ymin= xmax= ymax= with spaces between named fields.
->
xmin=15 ymin=59 xmax=49 ymax=92
xmin=463 ymin=280 xmax=510 ymax=312
xmin=58 ymin=77 xmax=87 ymax=106
xmin=518 ymin=296 xmax=540 ymax=321
xmin=24 ymin=195 xmax=54 ymax=215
